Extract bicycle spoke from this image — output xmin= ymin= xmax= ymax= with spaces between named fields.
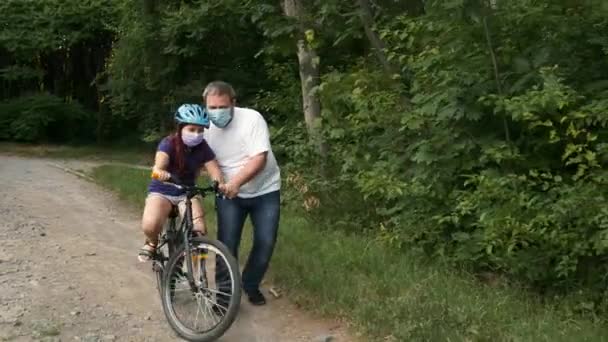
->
xmin=203 ymin=287 xmax=233 ymax=298
xmin=161 ymin=237 xmax=241 ymax=341
xmin=207 ymin=298 xmax=229 ymax=312
xmin=193 ymin=297 xmax=201 ymax=330
xmin=170 ymin=287 xmax=193 ymax=293
xmin=199 ymin=298 xmax=211 ymax=327
xmin=201 ymin=296 xmax=219 ymax=324
xmin=215 ymin=278 xmax=234 ymax=286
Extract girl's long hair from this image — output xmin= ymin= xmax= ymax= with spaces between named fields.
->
xmin=169 ymin=124 xmax=187 ymax=177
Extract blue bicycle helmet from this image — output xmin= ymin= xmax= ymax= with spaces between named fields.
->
xmin=174 ymin=104 xmax=209 ymax=127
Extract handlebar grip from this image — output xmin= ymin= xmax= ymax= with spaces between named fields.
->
xmin=151 ymin=170 xmax=181 ymax=185
xmin=151 ymin=170 xmax=173 ymax=180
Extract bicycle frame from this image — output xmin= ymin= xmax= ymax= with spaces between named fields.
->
xmin=181 ymin=192 xmax=199 ymax=293
xmin=153 ymin=180 xmax=219 ymax=294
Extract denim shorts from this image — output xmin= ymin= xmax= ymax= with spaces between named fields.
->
xmin=147 ymin=192 xmax=187 ymax=206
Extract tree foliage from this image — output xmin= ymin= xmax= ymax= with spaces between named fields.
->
xmin=2 ymin=0 xmax=608 ymax=302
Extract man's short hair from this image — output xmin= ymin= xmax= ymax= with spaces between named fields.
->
xmin=202 ymin=81 xmax=237 ymax=101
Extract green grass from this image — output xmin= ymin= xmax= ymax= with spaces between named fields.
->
xmin=31 ymin=320 xmax=61 ymax=338
xmin=90 ymin=164 xmax=608 ymax=342
xmin=0 ymin=142 xmax=154 ymax=165
xmin=91 ymin=165 xmax=152 ymax=209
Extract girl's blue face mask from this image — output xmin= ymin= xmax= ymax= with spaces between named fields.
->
xmin=207 ymin=107 xmax=233 ymax=128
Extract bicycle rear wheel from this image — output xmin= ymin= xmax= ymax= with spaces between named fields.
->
xmin=161 ymin=236 xmax=241 ymax=342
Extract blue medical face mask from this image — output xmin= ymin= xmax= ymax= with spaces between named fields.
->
xmin=207 ymin=107 xmax=233 ymax=128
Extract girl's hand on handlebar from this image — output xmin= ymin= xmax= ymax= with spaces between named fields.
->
xmin=151 ymin=169 xmax=171 ymax=182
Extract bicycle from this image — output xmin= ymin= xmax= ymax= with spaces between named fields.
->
xmin=149 ymin=172 xmax=241 ymax=341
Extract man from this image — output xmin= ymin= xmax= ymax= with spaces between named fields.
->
xmin=202 ymin=80 xmax=281 ymax=305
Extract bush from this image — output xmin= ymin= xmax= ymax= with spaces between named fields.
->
xmin=0 ymin=93 xmax=93 ymax=143
xmin=281 ymin=1 xmax=608 ymax=300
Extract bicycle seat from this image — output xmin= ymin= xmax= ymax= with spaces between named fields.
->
xmin=169 ymin=205 xmax=179 ymax=218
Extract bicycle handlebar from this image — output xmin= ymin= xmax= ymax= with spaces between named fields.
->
xmin=151 ymin=171 xmax=220 ymax=197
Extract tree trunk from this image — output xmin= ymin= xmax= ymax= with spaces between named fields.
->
xmin=141 ymin=0 xmax=169 ymax=133
xmin=482 ymin=14 xmax=510 ymax=144
xmin=356 ymin=0 xmax=411 ymax=108
xmin=356 ymin=0 xmax=398 ymax=77
xmin=283 ymin=0 xmax=327 ymax=157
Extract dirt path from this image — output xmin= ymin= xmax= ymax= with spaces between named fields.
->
xmin=0 ymin=156 xmax=354 ymax=342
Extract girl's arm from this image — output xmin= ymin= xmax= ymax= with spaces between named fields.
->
xmin=152 ymin=151 xmax=171 ymax=180
xmin=202 ymin=159 xmax=224 ymax=184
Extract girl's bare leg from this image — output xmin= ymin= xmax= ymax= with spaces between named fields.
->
xmin=191 ymin=196 xmax=207 ymax=235
xmin=139 ymin=195 xmax=172 ymax=261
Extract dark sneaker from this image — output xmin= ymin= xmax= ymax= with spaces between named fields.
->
xmin=246 ymin=289 xmax=266 ymax=306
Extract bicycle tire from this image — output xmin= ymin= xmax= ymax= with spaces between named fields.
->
xmin=166 ymin=218 xmax=178 ymax=259
xmin=154 ymin=264 xmax=163 ymax=295
xmin=160 ymin=236 xmax=241 ymax=342
xmin=154 ymin=218 xmax=176 ymax=295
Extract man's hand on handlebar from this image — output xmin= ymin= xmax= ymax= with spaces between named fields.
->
xmin=219 ymin=182 xmax=239 ymax=199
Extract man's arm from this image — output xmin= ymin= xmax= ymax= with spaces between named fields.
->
xmin=220 ymin=110 xmax=272 ymax=198
xmin=221 ymin=152 xmax=267 ymax=198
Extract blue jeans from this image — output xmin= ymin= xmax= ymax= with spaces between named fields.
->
xmin=215 ymin=190 xmax=280 ymax=293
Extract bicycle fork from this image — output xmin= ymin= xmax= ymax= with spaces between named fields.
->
xmin=183 ymin=232 xmax=211 ymax=293
xmin=182 ymin=200 xmax=203 ymax=293
xmin=152 ymin=228 xmax=173 ymax=274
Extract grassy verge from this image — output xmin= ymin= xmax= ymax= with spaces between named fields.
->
xmin=91 ymin=164 xmax=608 ymax=342
xmin=0 ymin=142 xmax=154 ymax=165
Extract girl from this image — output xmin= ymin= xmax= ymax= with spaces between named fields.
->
xmin=138 ymin=103 xmax=223 ymax=262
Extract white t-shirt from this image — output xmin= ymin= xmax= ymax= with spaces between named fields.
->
xmin=203 ymin=106 xmax=281 ymax=198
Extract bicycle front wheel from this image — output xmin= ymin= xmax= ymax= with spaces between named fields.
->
xmin=160 ymin=236 xmax=241 ymax=342
xmin=153 ymin=219 xmax=177 ymax=295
